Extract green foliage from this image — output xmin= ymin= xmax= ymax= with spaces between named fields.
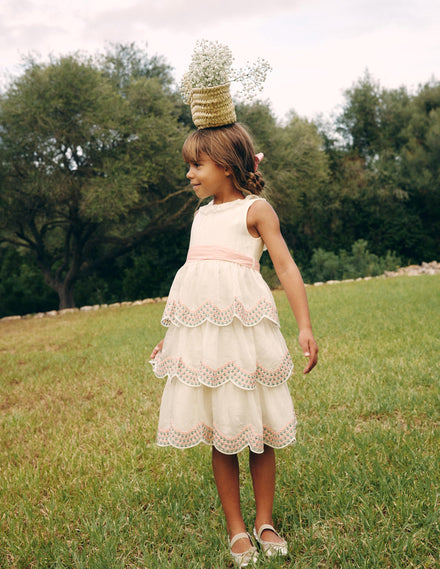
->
xmin=70 ymin=228 xmax=191 ymax=308
xmin=236 ymin=100 xmax=278 ymax=152
xmin=305 ymin=239 xmax=401 ymax=283
xmin=73 ymin=273 xmax=120 ymax=307
xmin=337 ymin=70 xmax=383 ymax=160
xmin=400 ymin=81 xmax=440 ymax=257
xmin=0 ymin=247 xmax=58 ymax=316
xmin=120 ymin=229 xmax=190 ymax=300
xmin=325 ymin=73 xmax=440 ymax=263
xmin=272 ymin=115 xmax=330 ymax=256
xmin=0 ymin=45 xmax=194 ymax=310
xmin=99 ymin=42 xmax=174 ymax=90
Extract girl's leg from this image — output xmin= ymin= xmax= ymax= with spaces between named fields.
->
xmin=249 ymin=445 xmax=285 ymax=544
xmin=211 ymin=447 xmax=252 ymax=554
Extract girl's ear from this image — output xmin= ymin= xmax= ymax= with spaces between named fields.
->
xmin=224 ymin=166 xmax=231 ymax=176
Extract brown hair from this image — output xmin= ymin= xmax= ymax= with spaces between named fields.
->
xmin=182 ymin=123 xmax=265 ymax=195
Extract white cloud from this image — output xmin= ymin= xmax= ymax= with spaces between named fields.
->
xmin=0 ymin=0 xmax=439 ymax=119
xmin=84 ymin=0 xmax=301 ymax=30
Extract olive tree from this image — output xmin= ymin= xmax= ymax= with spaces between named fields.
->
xmin=0 ymin=46 xmax=194 ymax=309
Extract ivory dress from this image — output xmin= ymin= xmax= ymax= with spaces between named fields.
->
xmin=151 ymin=194 xmax=297 ymax=455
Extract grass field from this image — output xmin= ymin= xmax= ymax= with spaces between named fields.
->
xmin=0 ymin=275 xmax=439 ymax=569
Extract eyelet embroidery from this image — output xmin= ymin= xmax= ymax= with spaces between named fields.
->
xmin=161 ymin=297 xmax=279 ymax=328
xmin=152 ymin=351 xmax=293 ymax=390
xmin=157 ymin=419 xmax=297 ymax=455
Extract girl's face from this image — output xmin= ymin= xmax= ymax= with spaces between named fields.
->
xmin=186 ymin=152 xmax=231 ymax=200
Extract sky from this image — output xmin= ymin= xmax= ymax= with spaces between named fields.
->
xmin=0 ymin=0 xmax=439 ymax=121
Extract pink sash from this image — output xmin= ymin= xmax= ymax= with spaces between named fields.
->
xmin=187 ymin=245 xmax=260 ymax=271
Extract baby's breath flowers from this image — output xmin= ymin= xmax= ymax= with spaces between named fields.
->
xmin=180 ymin=39 xmax=271 ymax=104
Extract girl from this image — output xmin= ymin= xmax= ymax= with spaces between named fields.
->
xmin=150 ymin=123 xmax=318 ymax=567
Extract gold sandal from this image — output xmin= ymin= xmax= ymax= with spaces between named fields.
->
xmin=228 ymin=532 xmax=258 ymax=567
xmin=253 ymin=524 xmax=288 ymax=557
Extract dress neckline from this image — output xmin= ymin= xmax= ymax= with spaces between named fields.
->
xmin=209 ymin=195 xmax=256 ymax=209
xmin=211 ymin=198 xmax=243 ymax=207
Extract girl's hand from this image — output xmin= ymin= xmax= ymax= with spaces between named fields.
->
xmin=299 ymin=330 xmax=318 ymax=374
xmin=150 ymin=339 xmax=164 ymax=360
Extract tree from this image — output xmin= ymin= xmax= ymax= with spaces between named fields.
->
xmin=336 ymin=70 xmax=382 ymax=161
xmin=327 ymin=75 xmax=409 ymax=257
xmin=0 ymin=45 xmax=195 ymax=309
xmin=400 ymin=81 xmax=440 ymax=260
xmin=267 ymin=114 xmax=330 ymax=262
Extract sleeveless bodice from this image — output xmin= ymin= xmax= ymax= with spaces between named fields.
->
xmin=188 ymin=195 xmax=265 ymax=261
xmin=160 ymin=195 xmax=279 ymax=329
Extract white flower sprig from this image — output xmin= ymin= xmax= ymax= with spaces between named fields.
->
xmin=180 ymin=39 xmax=271 ymax=103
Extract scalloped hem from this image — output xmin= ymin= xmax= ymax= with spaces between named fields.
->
xmin=157 ymin=420 xmax=297 ymax=455
xmin=161 ymin=297 xmax=279 ymax=328
xmin=152 ymin=351 xmax=293 ymax=390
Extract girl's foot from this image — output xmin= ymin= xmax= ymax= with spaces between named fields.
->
xmin=228 ymin=532 xmax=258 ymax=567
xmin=253 ymin=524 xmax=288 ymax=557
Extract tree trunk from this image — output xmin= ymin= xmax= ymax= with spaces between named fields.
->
xmin=42 ymin=270 xmax=77 ymax=310
xmin=57 ymin=280 xmax=76 ymax=310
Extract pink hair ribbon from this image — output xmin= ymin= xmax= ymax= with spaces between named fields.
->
xmin=254 ymin=152 xmax=264 ymax=172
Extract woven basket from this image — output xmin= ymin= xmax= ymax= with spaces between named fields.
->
xmin=190 ymin=83 xmax=236 ymax=129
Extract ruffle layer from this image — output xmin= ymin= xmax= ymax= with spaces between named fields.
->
xmin=156 ymin=378 xmax=297 ymax=455
xmin=161 ymin=296 xmax=279 ymax=328
xmin=161 ymin=260 xmax=279 ymax=328
xmin=157 ymin=419 xmax=297 ymax=455
xmin=151 ymin=318 xmax=293 ymax=390
xmin=152 ymin=351 xmax=293 ymax=390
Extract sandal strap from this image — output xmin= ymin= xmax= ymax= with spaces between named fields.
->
xmin=230 ymin=532 xmax=252 ymax=548
xmin=255 ymin=524 xmax=280 ymax=540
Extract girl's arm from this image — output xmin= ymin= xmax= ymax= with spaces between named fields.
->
xmin=248 ymin=200 xmax=318 ymax=374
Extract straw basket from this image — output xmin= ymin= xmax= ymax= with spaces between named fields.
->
xmin=190 ymin=83 xmax=237 ymax=129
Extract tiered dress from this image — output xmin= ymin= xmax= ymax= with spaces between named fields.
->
xmin=151 ymin=194 xmax=297 ymax=455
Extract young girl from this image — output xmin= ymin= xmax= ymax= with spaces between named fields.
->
xmin=150 ymin=122 xmax=318 ymax=567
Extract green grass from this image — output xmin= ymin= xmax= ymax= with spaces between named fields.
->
xmin=0 ymin=275 xmax=439 ymax=569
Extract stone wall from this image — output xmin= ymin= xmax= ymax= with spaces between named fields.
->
xmin=383 ymin=260 xmax=440 ymax=278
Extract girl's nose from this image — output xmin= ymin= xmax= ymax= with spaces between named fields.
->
xmin=186 ymin=168 xmax=193 ymax=179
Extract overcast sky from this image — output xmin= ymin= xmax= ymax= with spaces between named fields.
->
xmin=1 ymin=0 xmax=439 ymax=121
